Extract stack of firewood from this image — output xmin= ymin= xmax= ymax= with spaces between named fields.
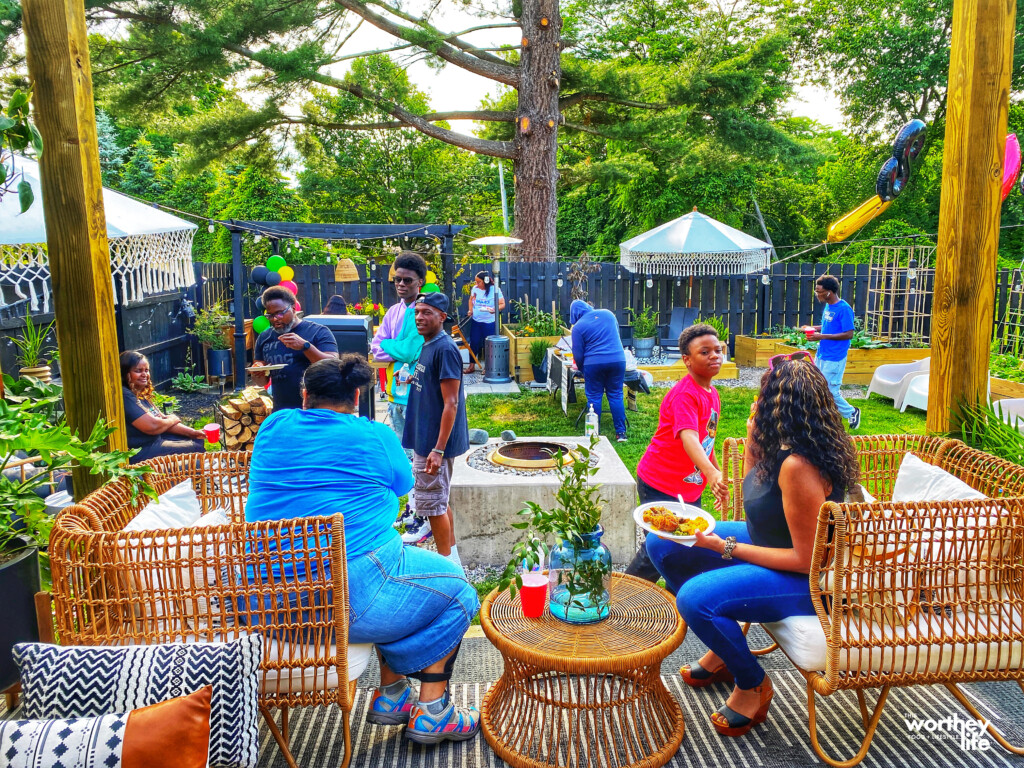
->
xmin=219 ymin=387 xmax=273 ymax=451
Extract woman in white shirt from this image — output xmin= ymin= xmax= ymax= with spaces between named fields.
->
xmin=466 ymin=271 xmax=505 ymax=373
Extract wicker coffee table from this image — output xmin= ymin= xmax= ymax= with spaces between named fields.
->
xmin=480 ymin=573 xmax=687 ymax=768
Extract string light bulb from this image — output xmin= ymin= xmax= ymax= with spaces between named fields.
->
xmin=254 ymin=234 xmax=262 ymax=243
xmin=207 ymin=224 xmax=215 ymax=233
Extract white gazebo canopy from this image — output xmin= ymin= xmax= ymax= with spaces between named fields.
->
xmin=0 ymin=156 xmax=197 ymax=312
xmin=620 ymin=209 xmax=771 ymax=277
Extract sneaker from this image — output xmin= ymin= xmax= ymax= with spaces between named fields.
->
xmin=405 ymin=690 xmax=480 ymax=744
xmin=849 ymin=407 xmax=861 ymax=431
xmin=401 ymin=514 xmax=433 ymax=545
xmin=616 ymin=433 xmax=628 ymax=443
xmin=367 ymin=679 xmax=416 ymax=726
xmin=393 ymin=502 xmax=416 ymax=533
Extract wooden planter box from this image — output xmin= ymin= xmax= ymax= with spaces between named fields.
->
xmin=733 ymin=336 xmax=780 ymax=367
xmin=502 ymin=325 xmax=566 ymax=383
xmin=640 ymin=358 xmax=739 ymax=383
xmin=774 ymin=344 xmax=931 ymax=385
xmin=991 ymin=376 xmax=1024 ymax=399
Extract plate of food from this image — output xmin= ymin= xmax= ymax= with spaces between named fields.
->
xmin=633 ymin=501 xmax=715 ymax=545
xmin=246 ymin=363 xmax=287 ymax=373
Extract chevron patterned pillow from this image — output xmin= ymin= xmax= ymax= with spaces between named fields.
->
xmin=13 ymin=635 xmax=262 ymax=768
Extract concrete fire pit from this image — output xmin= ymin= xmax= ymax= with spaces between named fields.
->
xmin=449 ymin=435 xmax=637 ymax=567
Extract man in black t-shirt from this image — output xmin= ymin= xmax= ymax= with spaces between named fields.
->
xmin=252 ymin=286 xmax=339 ymax=410
xmin=402 ymin=292 xmax=469 ymax=569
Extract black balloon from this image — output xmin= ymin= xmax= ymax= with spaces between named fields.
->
xmin=265 ymin=270 xmax=282 ymax=286
xmin=251 ymin=265 xmax=269 ymax=285
xmin=255 ymin=297 xmax=264 ymax=310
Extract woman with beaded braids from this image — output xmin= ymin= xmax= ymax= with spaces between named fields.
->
xmin=647 ymin=352 xmax=859 ymax=738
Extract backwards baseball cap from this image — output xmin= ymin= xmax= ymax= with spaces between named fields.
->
xmin=416 ymin=292 xmax=449 ymax=315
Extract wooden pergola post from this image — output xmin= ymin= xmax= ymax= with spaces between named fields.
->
xmin=22 ymin=0 xmax=127 ymax=497
xmin=928 ymin=0 xmax=1016 ymax=433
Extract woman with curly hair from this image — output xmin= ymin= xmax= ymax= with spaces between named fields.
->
xmin=647 ymin=352 xmax=859 ymax=738
xmin=120 ymin=350 xmax=206 ymax=464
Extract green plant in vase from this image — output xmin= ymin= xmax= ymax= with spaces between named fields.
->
xmin=12 ymin=316 xmax=57 ymax=381
xmin=499 ymin=436 xmax=612 ymax=624
xmin=191 ymin=303 xmax=232 ymax=350
xmin=628 ymin=305 xmax=658 ymax=339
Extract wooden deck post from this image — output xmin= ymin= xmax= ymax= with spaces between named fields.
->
xmin=22 ymin=0 xmax=127 ymax=497
xmin=929 ymin=0 xmax=1017 ymax=433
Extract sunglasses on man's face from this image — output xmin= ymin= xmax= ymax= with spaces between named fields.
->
xmin=265 ymin=308 xmax=292 ymax=319
xmin=768 ymin=351 xmax=813 ymax=371
xmin=394 ymin=276 xmax=420 ymax=285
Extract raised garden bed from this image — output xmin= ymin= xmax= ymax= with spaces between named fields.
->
xmin=639 ymin=358 xmax=739 ymax=383
xmin=773 ymin=343 xmax=930 ymax=385
xmin=991 ymin=376 xmax=1024 ymax=400
xmin=733 ymin=335 xmax=779 ymax=367
xmin=502 ymin=325 xmax=567 ymax=383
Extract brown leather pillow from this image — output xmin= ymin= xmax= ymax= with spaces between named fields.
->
xmin=123 ymin=686 xmax=212 ymax=768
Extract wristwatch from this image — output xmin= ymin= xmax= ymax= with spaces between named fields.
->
xmin=430 ymin=447 xmax=445 ymax=456
xmin=302 ymin=341 xmax=311 ymax=350
xmin=721 ymin=536 xmax=738 ymax=560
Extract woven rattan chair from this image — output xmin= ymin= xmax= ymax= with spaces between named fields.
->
xmin=45 ymin=452 xmax=360 ymax=768
xmin=720 ymin=435 xmax=1024 ymax=766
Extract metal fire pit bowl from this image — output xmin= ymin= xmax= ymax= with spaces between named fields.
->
xmin=488 ymin=440 xmax=579 ymax=470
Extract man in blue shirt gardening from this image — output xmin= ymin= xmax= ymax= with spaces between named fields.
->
xmin=808 ymin=274 xmax=861 ymax=430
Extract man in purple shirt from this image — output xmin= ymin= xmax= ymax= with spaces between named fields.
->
xmin=371 ymin=251 xmax=429 ymax=542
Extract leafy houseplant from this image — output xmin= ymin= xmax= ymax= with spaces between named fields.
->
xmin=191 ymin=303 xmax=232 ymax=350
xmin=629 ymin=305 xmax=659 ymax=359
xmin=529 ymin=339 xmax=549 ymax=383
xmin=12 ymin=316 xmax=57 ymax=383
xmin=499 ymin=436 xmax=612 ymax=624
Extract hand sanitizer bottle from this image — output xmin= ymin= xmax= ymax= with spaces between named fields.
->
xmin=585 ymin=404 xmax=599 ymax=437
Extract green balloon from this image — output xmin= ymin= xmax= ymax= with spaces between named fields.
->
xmin=266 ymin=255 xmax=287 ymax=272
xmin=252 ymin=315 xmax=271 ymax=333
xmin=420 ymin=283 xmax=440 ymax=294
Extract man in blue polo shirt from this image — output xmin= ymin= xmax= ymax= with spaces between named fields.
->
xmin=809 ymin=274 xmax=860 ymax=430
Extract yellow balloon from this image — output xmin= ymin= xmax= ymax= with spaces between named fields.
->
xmin=278 ymin=265 xmax=295 ymax=281
xmin=425 ymin=271 xmax=437 ymax=284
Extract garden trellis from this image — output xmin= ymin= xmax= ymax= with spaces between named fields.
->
xmin=0 ymin=156 xmax=196 ymax=313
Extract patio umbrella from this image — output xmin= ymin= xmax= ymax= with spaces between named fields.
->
xmin=620 ymin=209 xmax=771 ymax=277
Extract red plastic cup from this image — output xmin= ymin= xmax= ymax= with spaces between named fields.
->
xmin=802 ymin=326 xmax=816 ymax=340
xmin=519 ymin=572 xmax=547 ymax=618
xmin=203 ymin=423 xmax=221 ymax=444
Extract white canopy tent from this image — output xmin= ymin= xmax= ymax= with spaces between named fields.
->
xmin=0 ymin=156 xmax=196 ymax=312
xmin=620 ymin=210 xmax=771 ymax=277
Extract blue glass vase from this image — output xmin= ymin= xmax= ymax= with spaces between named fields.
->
xmin=548 ymin=525 xmax=612 ymax=624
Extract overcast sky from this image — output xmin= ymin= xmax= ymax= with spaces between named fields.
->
xmin=333 ymin=4 xmax=846 ymax=134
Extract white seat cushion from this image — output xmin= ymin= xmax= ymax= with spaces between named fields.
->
xmin=259 ymin=641 xmax=373 ymax=694
xmin=764 ymin=608 xmax=1024 ymax=675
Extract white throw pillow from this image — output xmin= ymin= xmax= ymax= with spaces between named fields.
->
xmin=125 ymin=478 xmax=203 ymax=531
xmin=891 ymin=453 xmax=986 ymax=504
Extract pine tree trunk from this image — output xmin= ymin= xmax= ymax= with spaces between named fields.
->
xmin=511 ymin=0 xmax=561 ymax=262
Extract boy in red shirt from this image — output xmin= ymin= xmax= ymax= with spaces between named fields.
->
xmin=626 ymin=323 xmax=729 ymax=582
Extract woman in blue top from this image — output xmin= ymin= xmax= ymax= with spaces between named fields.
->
xmin=569 ymin=300 xmax=628 ymax=441
xmin=246 ymin=355 xmax=481 ymax=745
xmin=466 ymin=271 xmax=505 ymax=373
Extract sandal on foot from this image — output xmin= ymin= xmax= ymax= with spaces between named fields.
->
xmin=680 ymin=660 xmax=734 ymax=688
xmin=710 ymin=677 xmax=773 ymax=737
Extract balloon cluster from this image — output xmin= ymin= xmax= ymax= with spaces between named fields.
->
xmin=876 ymin=119 xmax=927 ymax=202
xmin=420 ymin=270 xmax=441 ymax=294
xmin=250 ymin=254 xmax=301 ymax=333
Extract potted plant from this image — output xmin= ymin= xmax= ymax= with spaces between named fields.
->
xmin=629 ymin=305 xmax=659 ymax=359
xmin=11 ymin=316 xmax=56 ymax=383
xmin=192 ymin=303 xmax=233 ymax=378
xmin=529 ymin=339 xmax=549 ymax=383
xmin=0 ymin=378 xmax=151 ymax=688
xmin=499 ymin=436 xmax=612 ymax=624
xmin=698 ymin=315 xmax=731 ymax=359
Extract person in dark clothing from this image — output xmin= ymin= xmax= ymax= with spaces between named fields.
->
xmin=402 ymin=292 xmax=470 ymax=569
xmin=322 ymin=295 xmax=348 ymax=315
xmin=646 ymin=356 xmax=858 ymax=739
xmin=569 ymin=300 xmax=628 ymax=441
xmin=251 ymin=286 xmax=339 ymax=410
xmin=120 ymin=350 xmax=205 ymax=464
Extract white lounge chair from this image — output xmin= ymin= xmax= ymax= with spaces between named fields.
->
xmin=899 ymin=373 xmax=930 ymax=412
xmin=995 ymin=398 xmax=1024 ymax=432
xmin=867 ymin=357 xmax=929 ymax=408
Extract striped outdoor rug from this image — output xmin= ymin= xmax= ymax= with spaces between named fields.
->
xmin=256 ymin=671 xmax=1024 ymax=768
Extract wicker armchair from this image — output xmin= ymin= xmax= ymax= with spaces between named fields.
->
xmin=720 ymin=435 xmax=1024 ymax=767
xmin=46 ymin=452 xmax=362 ymax=768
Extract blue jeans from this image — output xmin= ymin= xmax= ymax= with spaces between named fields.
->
xmin=388 ymin=401 xmax=413 ymax=460
xmin=469 ymin=318 xmax=495 ymax=359
xmin=249 ymin=535 xmax=479 ymax=676
xmin=815 ymin=357 xmax=855 ymax=420
xmin=647 ymin=521 xmax=815 ymax=689
xmin=582 ymin=361 xmax=627 ymax=436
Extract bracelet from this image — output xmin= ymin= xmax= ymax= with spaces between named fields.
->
xmin=430 ymin=448 xmax=445 ymax=456
xmin=721 ymin=536 xmax=738 ymax=560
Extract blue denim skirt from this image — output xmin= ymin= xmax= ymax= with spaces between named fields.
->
xmin=348 ymin=536 xmax=479 ymax=675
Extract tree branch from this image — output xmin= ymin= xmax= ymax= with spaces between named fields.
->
xmin=563 ymin=121 xmax=622 ymax=140
xmin=290 ymin=110 xmax=515 ymax=130
xmin=559 ymin=92 xmax=670 ymax=111
xmin=332 ymin=0 xmax=519 ymax=85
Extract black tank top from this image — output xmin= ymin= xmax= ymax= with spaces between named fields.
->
xmin=742 ymin=449 xmax=845 ymax=548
